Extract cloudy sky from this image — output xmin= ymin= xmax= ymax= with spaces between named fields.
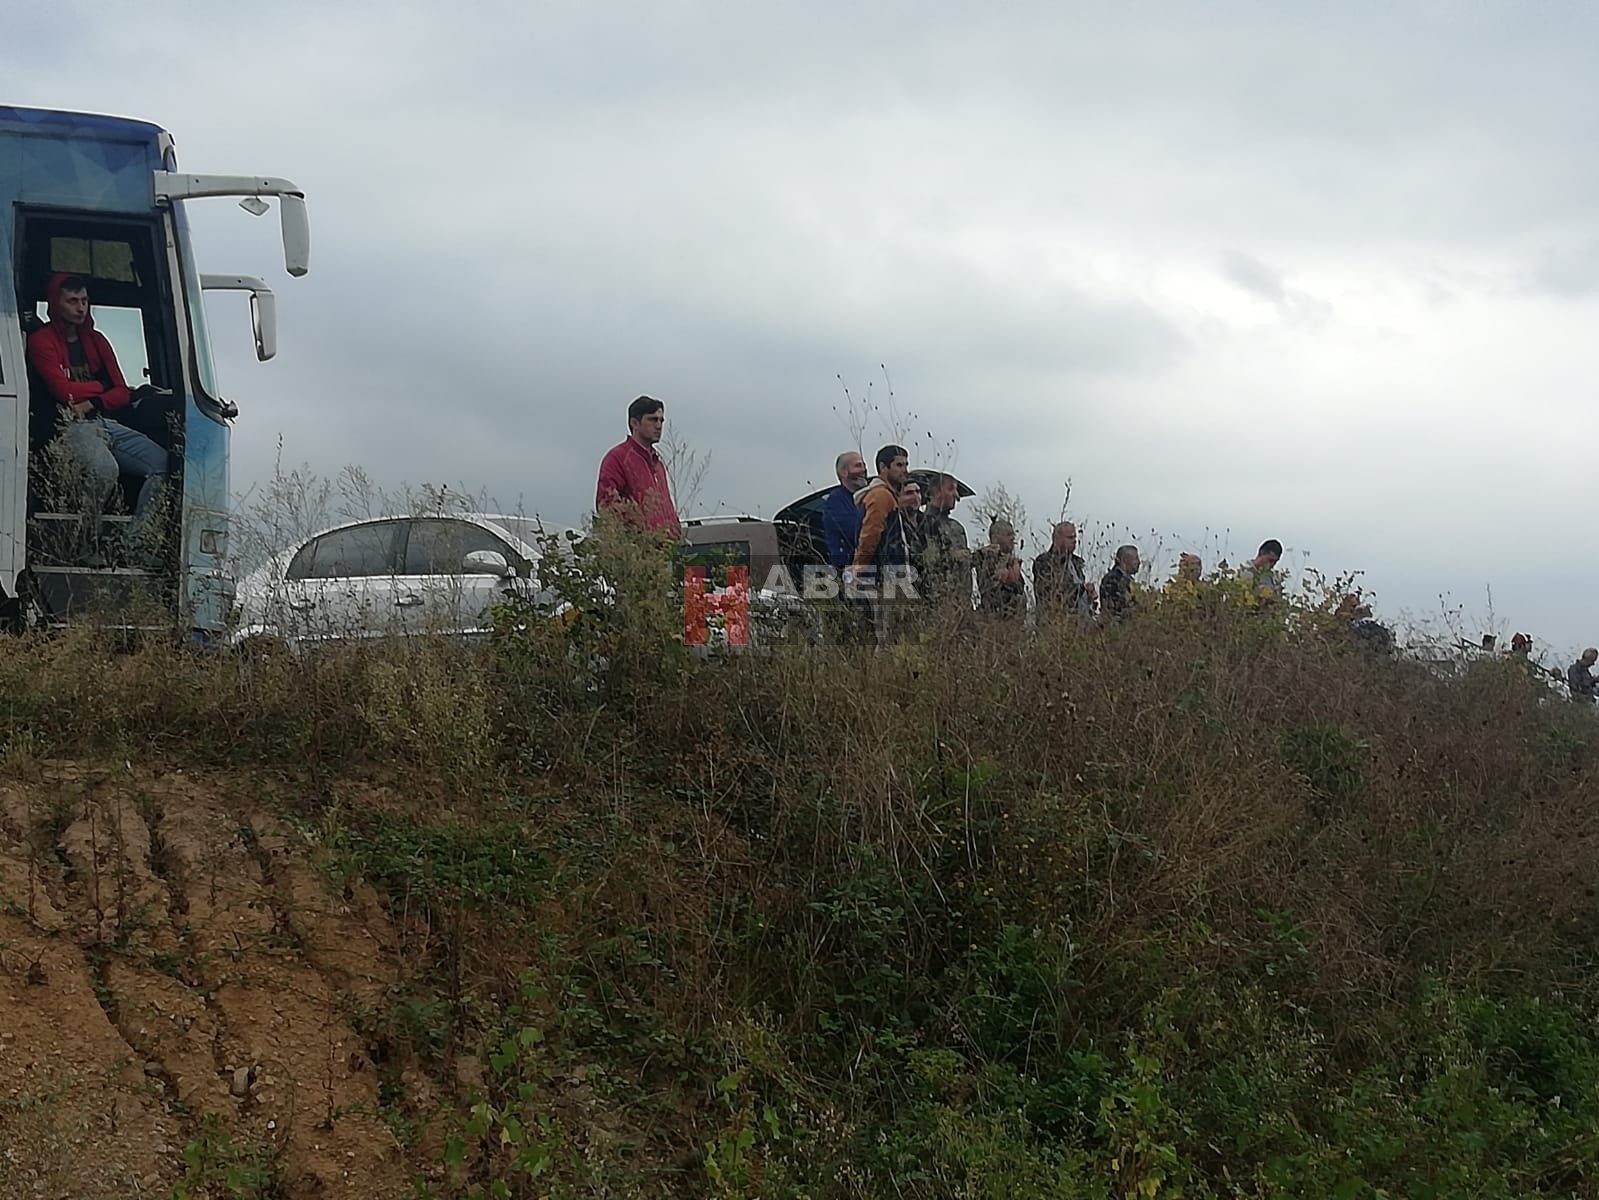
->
xmin=10 ymin=2 xmax=1599 ymax=655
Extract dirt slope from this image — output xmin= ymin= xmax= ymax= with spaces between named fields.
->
xmin=0 ymin=762 xmax=411 ymax=1199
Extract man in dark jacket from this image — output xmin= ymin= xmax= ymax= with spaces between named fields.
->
xmin=920 ymin=473 xmax=970 ymax=606
xmin=898 ymin=479 xmax=927 ymax=576
xmin=821 ymin=450 xmax=867 ymax=569
xmin=1568 ymin=649 xmax=1599 ymax=703
xmin=27 ymin=273 xmax=168 ymax=563
xmin=974 ymin=518 xmax=1025 ymax=621
xmin=1033 ymin=521 xmax=1096 ymax=618
xmin=1100 ymin=544 xmax=1140 ymax=619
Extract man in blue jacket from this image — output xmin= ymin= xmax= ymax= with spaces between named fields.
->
xmin=821 ymin=450 xmax=868 ymax=569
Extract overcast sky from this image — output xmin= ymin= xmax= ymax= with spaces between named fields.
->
xmin=10 ymin=2 xmax=1599 ymax=656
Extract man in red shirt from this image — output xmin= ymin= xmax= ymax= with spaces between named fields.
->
xmin=595 ymin=395 xmax=680 ymax=537
xmin=27 ymin=273 xmax=169 ymax=565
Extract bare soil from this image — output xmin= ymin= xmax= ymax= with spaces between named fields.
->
xmin=0 ymin=761 xmax=412 ymax=1199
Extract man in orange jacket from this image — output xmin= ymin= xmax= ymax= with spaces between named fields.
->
xmin=845 ymin=445 xmax=908 ymax=584
xmin=844 ymin=444 xmax=910 ymax=642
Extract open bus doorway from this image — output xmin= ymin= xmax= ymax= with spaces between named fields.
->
xmin=15 ymin=210 xmax=184 ymax=612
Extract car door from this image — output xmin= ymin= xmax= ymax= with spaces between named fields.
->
xmin=280 ymin=520 xmax=405 ymax=642
xmin=394 ymin=518 xmax=522 ymax=637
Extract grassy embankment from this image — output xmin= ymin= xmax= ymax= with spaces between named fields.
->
xmin=2 ymin=534 xmax=1598 ymax=1198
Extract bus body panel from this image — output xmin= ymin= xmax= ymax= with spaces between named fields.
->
xmin=0 ymin=109 xmax=160 ymax=215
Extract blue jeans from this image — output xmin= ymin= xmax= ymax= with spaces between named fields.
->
xmin=61 ymin=416 xmax=169 ymax=552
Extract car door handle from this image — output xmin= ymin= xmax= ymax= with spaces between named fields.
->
xmin=394 ymin=595 xmax=423 ymax=607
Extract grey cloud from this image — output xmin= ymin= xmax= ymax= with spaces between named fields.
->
xmin=1221 ymin=251 xmax=1334 ymax=327
xmin=1530 ymin=240 xmax=1599 ymax=298
xmin=1222 ymin=252 xmax=1289 ymax=307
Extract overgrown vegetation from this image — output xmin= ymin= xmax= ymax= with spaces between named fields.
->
xmin=3 ymin=524 xmax=1599 ymax=1197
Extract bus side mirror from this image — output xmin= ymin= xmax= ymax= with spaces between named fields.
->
xmin=249 ymin=289 xmax=278 ymax=362
xmin=154 ymin=173 xmax=311 ymax=278
xmin=278 ymin=194 xmax=311 ymax=278
xmin=201 ymin=275 xmax=278 ymax=362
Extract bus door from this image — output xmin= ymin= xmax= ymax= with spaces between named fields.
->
xmin=13 ymin=210 xmax=183 ymax=609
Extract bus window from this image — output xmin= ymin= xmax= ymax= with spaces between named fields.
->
xmin=33 ymin=301 xmax=151 ymax=383
xmin=47 ymin=237 xmax=138 ymax=283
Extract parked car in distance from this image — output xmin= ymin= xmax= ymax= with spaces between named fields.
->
xmin=232 ymin=512 xmax=561 ymax=650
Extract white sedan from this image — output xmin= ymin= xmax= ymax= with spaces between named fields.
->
xmin=231 ymin=513 xmax=561 ymax=649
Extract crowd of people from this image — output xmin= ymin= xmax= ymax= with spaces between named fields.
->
xmin=595 ymin=397 xmax=1598 ymax=699
xmin=818 ymin=442 xmax=1288 ymax=629
xmin=1506 ymin=636 xmax=1599 ymax=704
xmin=594 ymin=398 xmax=1290 ymax=629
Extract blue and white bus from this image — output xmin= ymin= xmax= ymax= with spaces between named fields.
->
xmin=0 ymin=106 xmax=308 ymax=636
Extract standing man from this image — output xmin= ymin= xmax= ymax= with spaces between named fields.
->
xmin=847 ymin=445 xmax=909 ymax=586
xmin=821 ymin=450 xmax=867 ymax=570
xmin=921 ymin=472 xmax=971 ymax=605
xmin=847 ymin=445 xmax=910 ymax=640
xmin=898 ymin=479 xmax=927 ymax=573
xmin=596 ymin=395 xmax=680 ymax=537
xmin=1101 ymin=544 xmax=1140 ymax=619
xmin=1246 ymin=539 xmax=1284 ymax=607
xmin=1164 ymin=553 xmax=1203 ymax=606
xmin=27 ymin=273 xmax=169 ymax=564
xmin=1568 ymin=649 xmax=1599 ymax=703
xmin=1032 ymin=521 xmax=1096 ymax=618
xmin=974 ymin=518 xmax=1025 ymax=621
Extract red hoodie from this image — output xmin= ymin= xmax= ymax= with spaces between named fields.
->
xmin=25 ymin=272 xmax=131 ymax=413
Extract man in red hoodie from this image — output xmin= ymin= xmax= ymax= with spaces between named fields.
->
xmin=27 ymin=274 xmax=168 ymax=564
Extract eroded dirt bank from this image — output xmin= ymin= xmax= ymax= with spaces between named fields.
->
xmin=0 ymin=762 xmax=411 ymax=1199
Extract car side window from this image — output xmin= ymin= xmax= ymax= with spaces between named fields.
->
xmin=287 ymin=522 xmax=401 ymax=580
xmin=401 ymin=519 xmax=515 ymax=575
xmin=285 ymin=542 xmax=317 ymax=580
